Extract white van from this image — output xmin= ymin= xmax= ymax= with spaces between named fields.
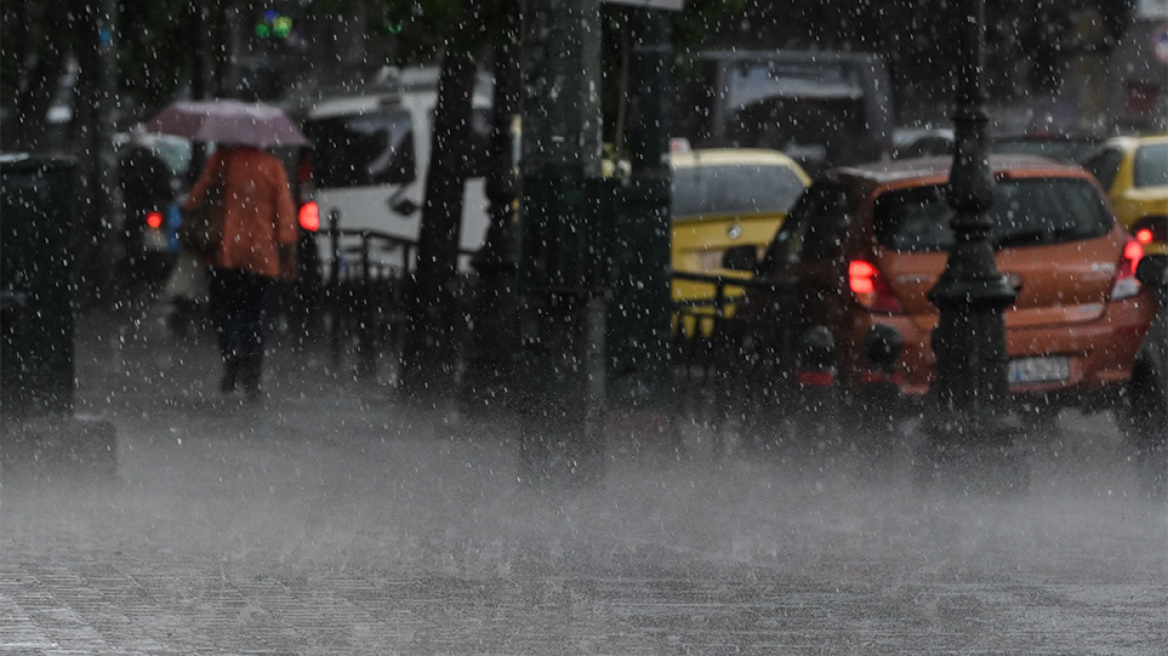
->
xmin=294 ymin=67 xmax=493 ymax=275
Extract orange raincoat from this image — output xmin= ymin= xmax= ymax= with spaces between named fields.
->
xmin=185 ymin=146 xmax=298 ymax=279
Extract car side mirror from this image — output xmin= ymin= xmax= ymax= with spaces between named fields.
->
xmin=1137 ymin=255 xmax=1168 ymax=289
xmin=389 ymin=197 xmax=419 ymax=217
xmin=722 ymin=245 xmax=758 ymax=271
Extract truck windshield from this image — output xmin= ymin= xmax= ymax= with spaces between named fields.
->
xmin=303 ymin=107 xmax=415 ymax=188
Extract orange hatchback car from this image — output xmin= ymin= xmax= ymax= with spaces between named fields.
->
xmin=738 ymin=155 xmax=1155 ymax=433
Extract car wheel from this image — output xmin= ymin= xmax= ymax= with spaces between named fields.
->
xmin=1117 ymin=345 xmax=1167 ymax=450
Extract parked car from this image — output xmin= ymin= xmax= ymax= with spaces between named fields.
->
xmin=1082 ymin=134 xmax=1168 ymax=256
xmin=670 ymin=147 xmax=809 ymax=326
xmin=734 ymin=155 xmax=1156 ymax=440
xmin=892 ymin=127 xmax=954 ymax=160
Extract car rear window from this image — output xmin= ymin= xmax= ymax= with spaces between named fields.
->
xmin=1133 ymin=143 xmax=1168 ymax=189
xmin=874 ymin=178 xmax=1112 ymax=252
xmin=672 ymin=163 xmax=806 ymax=218
xmin=303 ymin=107 xmax=415 ymax=188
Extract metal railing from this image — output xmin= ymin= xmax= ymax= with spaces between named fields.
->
xmin=315 ymin=219 xmax=478 ymax=380
xmin=667 ymin=270 xmax=798 ymax=437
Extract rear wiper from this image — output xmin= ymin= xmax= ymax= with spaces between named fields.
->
xmin=994 ymin=226 xmax=1082 ymax=248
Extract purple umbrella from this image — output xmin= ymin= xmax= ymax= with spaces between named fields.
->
xmin=144 ymin=99 xmax=309 ymax=148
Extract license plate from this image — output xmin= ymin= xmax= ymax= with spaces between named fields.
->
xmin=1008 ymin=356 xmax=1070 ymax=384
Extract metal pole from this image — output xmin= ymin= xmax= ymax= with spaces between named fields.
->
xmin=922 ymin=0 xmax=1018 ymax=455
xmin=607 ymin=8 xmax=673 ymax=409
xmin=95 ymin=0 xmax=120 ymax=299
xmin=516 ymin=0 xmax=605 ymax=483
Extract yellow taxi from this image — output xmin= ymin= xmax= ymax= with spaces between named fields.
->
xmin=1083 ymin=134 xmax=1168 ymax=255
xmin=670 ymin=148 xmax=809 ymax=333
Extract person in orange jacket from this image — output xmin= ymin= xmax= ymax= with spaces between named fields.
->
xmin=185 ymin=144 xmax=298 ymax=400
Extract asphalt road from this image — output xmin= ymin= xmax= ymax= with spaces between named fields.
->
xmin=1 ymin=299 xmax=1165 ymax=655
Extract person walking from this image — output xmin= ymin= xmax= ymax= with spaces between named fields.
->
xmin=185 ymin=144 xmax=298 ymax=400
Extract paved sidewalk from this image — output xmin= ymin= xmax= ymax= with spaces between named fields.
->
xmin=2 ymin=298 xmax=1166 ymax=654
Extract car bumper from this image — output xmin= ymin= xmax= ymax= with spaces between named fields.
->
xmin=844 ymin=296 xmax=1155 ymax=407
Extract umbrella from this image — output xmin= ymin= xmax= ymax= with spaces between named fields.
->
xmin=144 ymin=99 xmax=309 ymax=148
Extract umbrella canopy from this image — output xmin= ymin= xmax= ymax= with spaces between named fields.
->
xmin=145 ymin=99 xmax=309 ymax=148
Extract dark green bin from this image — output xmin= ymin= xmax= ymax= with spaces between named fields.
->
xmin=1 ymin=154 xmax=76 ymax=420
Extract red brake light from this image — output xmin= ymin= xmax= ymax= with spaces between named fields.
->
xmin=299 ymin=201 xmax=320 ymax=232
xmin=1121 ymin=238 xmax=1144 ymax=277
xmin=146 ymin=211 xmax=163 ymax=229
xmin=1136 ymin=228 xmax=1154 ymax=245
xmin=848 ymin=259 xmax=905 ymax=314
xmin=1112 ymin=237 xmax=1144 ymax=300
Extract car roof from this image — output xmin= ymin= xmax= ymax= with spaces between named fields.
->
xmin=1098 ymin=133 xmax=1168 ymax=151
xmin=829 ymin=154 xmax=1091 ymax=187
xmin=670 ymin=148 xmax=804 ymax=170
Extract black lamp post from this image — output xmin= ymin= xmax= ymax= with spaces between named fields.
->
xmin=922 ymin=0 xmax=1018 ymax=455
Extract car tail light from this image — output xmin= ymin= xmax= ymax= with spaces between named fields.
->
xmin=299 ymin=201 xmax=320 ymax=232
xmin=1111 ymin=237 xmax=1144 ymax=300
xmin=145 ymin=211 xmax=163 ymax=229
xmin=848 ymin=260 xmax=905 ymax=313
xmin=1132 ymin=216 xmax=1166 ymax=246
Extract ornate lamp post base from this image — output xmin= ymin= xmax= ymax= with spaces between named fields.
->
xmin=916 ymin=0 xmax=1028 ymax=493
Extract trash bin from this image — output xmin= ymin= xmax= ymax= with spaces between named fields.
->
xmin=1 ymin=153 xmax=77 ymax=419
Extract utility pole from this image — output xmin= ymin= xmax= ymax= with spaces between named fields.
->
xmin=516 ymin=0 xmax=606 ymax=483
xmin=920 ymin=0 xmax=1019 ymax=478
xmin=607 ymin=8 xmax=673 ymax=409
xmin=95 ymin=0 xmax=121 ymax=297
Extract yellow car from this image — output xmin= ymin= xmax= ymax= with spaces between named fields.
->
xmin=671 ymin=148 xmax=810 ymax=334
xmin=1083 ymin=134 xmax=1168 ymax=255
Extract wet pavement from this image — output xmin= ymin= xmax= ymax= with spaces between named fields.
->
xmin=1 ymin=297 xmax=1166 ymax=654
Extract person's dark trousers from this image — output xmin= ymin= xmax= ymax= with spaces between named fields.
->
xmin=208 ymin=267 xmax=271 ymax=395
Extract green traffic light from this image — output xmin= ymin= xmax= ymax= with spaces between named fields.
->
xmin=274 ymin=16 xmax=292 ymax=38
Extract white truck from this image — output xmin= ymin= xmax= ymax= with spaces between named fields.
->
xmin=293 ymin=67 xmax=494 ymax=276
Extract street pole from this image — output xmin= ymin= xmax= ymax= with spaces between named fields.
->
xmin=516 ymin=0 xmax=606 ymax=483
xmin=95 ymin=0 xmax=121 ymax=299
xmin=607 ymin=8 xmax=673 ymax=409
xmin=922 ymin=0 xmax=1018 ymax=463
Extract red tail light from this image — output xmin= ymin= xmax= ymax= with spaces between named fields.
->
xmin=145 ymin=211 xmax=163 ymax=229
xmin=1132 ymin=216 xmax=1166 ymax=246
xmin=1111 ymin=237 xmax=1144 ymax=300
xmin=299 ymin=201 xmax=320 ymax=232
xmin=848 ymin=260 xmax=905 ymax=314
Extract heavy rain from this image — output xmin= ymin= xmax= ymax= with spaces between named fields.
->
xmin=2 ymin=0 xmax=1167 ymax=653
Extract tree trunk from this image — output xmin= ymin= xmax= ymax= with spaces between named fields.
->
xmin=399 ymin=49 xmax=477 ymax=401
xmin=462 ymin=3 xmax=522 ymax=411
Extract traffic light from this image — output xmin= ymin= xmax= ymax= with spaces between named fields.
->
xmin=254 ymin=9 xmax=293 ymax=40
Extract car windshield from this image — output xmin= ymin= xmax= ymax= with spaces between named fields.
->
xmin=874 ymin=178 xmax=1112 ymax=252
xmin=1133 ymin=142 xmax=1168 ymax=188
xmin=671 ymin=162 xmax=806 ymax=217
xmin=302 ymin=107 xmax=415 ymax=188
